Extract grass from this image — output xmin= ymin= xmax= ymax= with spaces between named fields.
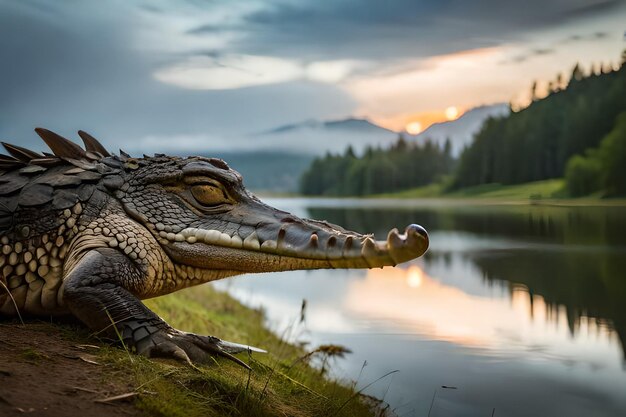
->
xmin=370 ymin=179 xmax=626 ymax=205
xmin=445 ymin=179 xmax=566 ymax=199
xmin=290 ymin=178 xmax=570 ymax=201
xmin=95 ymin=284 xmax=380 ymax=417
xmin=20 ymin=347 xmax=50 ymax=362
xmin=373 ymin=179 xmax=575 ymax=201
xmin=373 ymin=182 xmax=447 ymax=198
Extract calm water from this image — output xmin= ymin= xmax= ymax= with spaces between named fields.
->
xmin=212 ymin=198 xmax=626 ymax=417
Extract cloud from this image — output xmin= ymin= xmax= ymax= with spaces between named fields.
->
xmin=188 ymin=0 xmax=626 ymax=61
xmin=153 ymin=55 xmax=361 ymax=90
xmin=0 ymin=1 xmax=355 ymax=153
xmin=560 ymin=31 xmax=611 ymax=44
xmin=154 ymin=55 xmax=303 ymax=90
xmin=1 ymin=0 xmax=624 ymax=155
xmin=499 ymin=48 xmax=555 ymax=65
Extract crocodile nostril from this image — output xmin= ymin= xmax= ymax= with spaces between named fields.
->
xmin=410 ymin=224 xmax=429 ymax=240
xmin=408 ymin=224 xmax=429 ymax=254
xmin=281 ymin=217 xmax=297 ymax=223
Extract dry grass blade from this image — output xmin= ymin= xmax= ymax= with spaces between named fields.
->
xmin=0 ymin=280 xmax=24 ymax=325
xmin=78 ymin=355 xmax=100 ymax=365
xmin=332 ymin=370 xmax=400 ymax=417
xmin=103 ymin=309 xmax=134 ymax=363
xmin=94 ymin=392 xmax=139 ymax=404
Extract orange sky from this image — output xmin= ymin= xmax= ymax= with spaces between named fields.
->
xmin=378 ymin=106 xmax=463 ymax=134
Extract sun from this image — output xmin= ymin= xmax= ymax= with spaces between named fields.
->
xmin=405 ymin=121 xmax=423 ymax=135
xmin=445 ymin=106 xmax=459 ymax=120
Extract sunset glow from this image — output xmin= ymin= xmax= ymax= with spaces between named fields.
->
xmin=405 ymin=121 xmax=423 ymax=134
xmin=445 ymin=106 xmax=460 ymax=120
xmin=343 ymin=265 xmax=618 ymax=351
xmin=380 ymin=107 xmax=465 ymax=133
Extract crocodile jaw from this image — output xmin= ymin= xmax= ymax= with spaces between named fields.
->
xmin=163 ymin=224 xmax=429 ymax=274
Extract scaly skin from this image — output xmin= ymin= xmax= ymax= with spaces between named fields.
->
xmin=0 ymin=129 xmax=429 ymax=368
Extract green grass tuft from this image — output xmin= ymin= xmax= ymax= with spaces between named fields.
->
xmin=20 ymin=347 xmax=49 ymax=362
xmin=95 ymin=285 xmax=378 ymax=417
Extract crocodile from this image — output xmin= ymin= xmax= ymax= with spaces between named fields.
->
xmin=0 ymin=128 xmax=429 ymax=367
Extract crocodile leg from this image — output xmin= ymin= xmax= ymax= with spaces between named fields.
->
xmin=63 ymin=248 xmax=261 ymax=368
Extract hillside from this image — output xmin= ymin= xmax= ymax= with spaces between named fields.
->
xmin=454 ymin=63 xmax=626 ymax=191
xmin=254 ymin=117 xmax=398 ymax=155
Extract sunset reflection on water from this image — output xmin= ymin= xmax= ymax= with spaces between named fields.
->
xmin=344 ymin=265 xmax=619 ymax=362
xmin=213 ymin=199 xmax=626 ymax=417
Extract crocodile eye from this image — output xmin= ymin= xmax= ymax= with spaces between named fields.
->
xmin=190 ymin=184 xmax=228 ymax=207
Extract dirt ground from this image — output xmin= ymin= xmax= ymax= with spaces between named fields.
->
xmin=0 ymin=321 xmax=143 ymax=417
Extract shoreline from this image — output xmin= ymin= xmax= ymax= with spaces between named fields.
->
xmin=0 ymin=285 xmax=383 ymax=417
xmin=256 ymin=179 xmax=626 ymax=207
xmin=258 ymin=194 xmax=626 ymax=208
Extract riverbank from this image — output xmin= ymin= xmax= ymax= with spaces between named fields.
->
xmin=0 ymin=285 xmax=384 ymax=417
xmin=374 ymin=179 xmax=567 ymax=199
xmin=259 ymin=179 xmax=626 ymax=206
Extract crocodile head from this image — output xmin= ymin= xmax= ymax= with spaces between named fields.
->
xmin=0 ymin=129 xmax=429 ymax=362
xmin=119 ymin=154 xmax=429 ymax=276
xmin=1 ymin=129 xmax=428 ymax=290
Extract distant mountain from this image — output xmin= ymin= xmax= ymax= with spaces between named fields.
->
xmin=408 ymin=103 xmax=510 ymax=156
xmin=255 ymin=117 xmax=399 ymax=155
xmin=263 ymin=117 xmax=396 ymax=135
xmin=229 ymin=106 xmax=509 ymax=191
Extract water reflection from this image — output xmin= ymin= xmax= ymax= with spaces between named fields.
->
xmin=212 ymin=199 xmax=626 ymax=417
xmin=309 ymin=203 xmax=626 ymax=358
xmin=346 ymin=265 xmax=619 ymax=363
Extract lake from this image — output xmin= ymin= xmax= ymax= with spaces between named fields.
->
xmin=212 ymin=198 xmax=626 ymax=417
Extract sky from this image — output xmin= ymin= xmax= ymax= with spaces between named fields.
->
xmin=1 ymin=0 xmax=625 ymax=154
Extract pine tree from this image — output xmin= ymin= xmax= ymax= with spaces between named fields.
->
xmin=555 ymin=73 xmax=563 ymax=91
xmin=571 ymin=63 xmax=584 ymax=83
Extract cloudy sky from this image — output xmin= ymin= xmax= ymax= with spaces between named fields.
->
xmin=1 ymin=0 xmax=625 ymax=153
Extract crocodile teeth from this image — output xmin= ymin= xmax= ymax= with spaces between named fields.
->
xmin=218 ymin=232 xmax=232 ymax=246
xmin=206 ymin=230 xmax=220 ymax=243
xmin=195 ymin=229 xmax=208 ymax=241
xmin=175 ymin=228 xmax=235 ymax=247
xmin=243 ymin=231 xmax=260 ymax=250
xmin=361 ymin=237 xmax=378 ymax=258
xmin=231 ymin=234 xmax=243 ymax=248
xmin=260 ymin=240 xmax=277 ymax=252
xmin=172 ymin=224 xmax=428 ymax=263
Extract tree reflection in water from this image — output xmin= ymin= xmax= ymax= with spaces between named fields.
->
xmin=308 ymin=204 xmax=626 ymax=358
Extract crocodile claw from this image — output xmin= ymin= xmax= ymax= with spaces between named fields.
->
xmin=136 ymin=327 xmax=265 ymax=370
xmin=213 ymin=338 xmax=267 ymax=354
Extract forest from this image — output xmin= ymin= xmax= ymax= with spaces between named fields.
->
xmin=454 ymin=57 xmax=626 ymax=196
xmin=299 ymin=139 xmax=453 ymax=196
xmin=300 ymin=53 xmax=626 ymax=197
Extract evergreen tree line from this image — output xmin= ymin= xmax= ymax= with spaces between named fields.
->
xmin=299 ymin=52 xmax=626 ymax=197
xmin=453 ymin=59 xmax=626 ymax=194
xmin=299 ymin=138 xmax=453 ymax=196
xmin=565 ymin=111 xmax=626 ymax=196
